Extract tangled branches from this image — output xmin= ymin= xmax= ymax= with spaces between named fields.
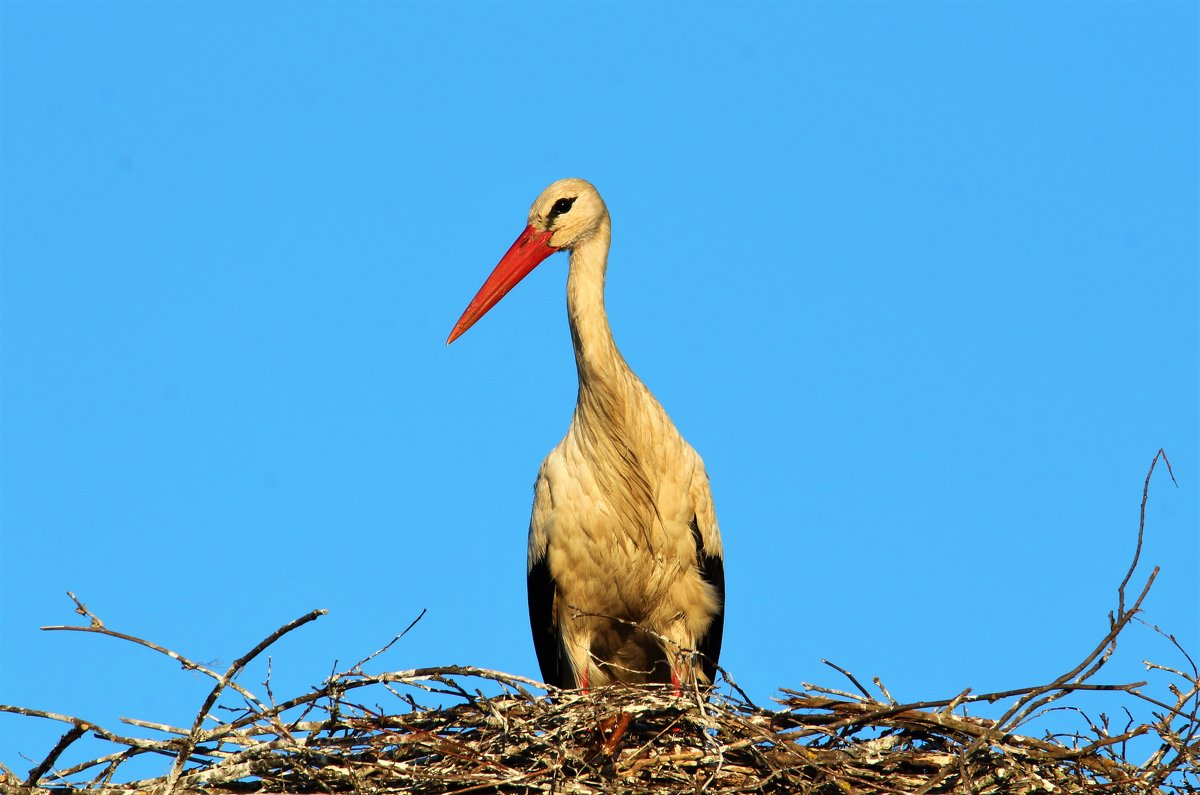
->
xmin=1 ymin=451 xmax=1195 ymax=794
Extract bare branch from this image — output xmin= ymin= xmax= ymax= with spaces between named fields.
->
xmin=163 ymin=608 xmax=327 ymax=794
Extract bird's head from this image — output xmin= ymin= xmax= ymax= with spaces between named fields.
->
xmin=528 ymin=178 xmax=608 ymax=250
xmin=447 ymin=178 xmax=608 ymax=344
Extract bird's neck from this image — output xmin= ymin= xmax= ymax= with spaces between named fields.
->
xmin=564 ymin=221 xmax=664 ymax=520
xmin=565 ymin=217 xmax=636 ymax=401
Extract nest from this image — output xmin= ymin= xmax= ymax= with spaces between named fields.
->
xmin=3 ymin=453 xmax=1196 ymax=794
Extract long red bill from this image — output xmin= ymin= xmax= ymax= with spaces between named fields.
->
xmin=447 ymin=225 xmax=557 ymax=344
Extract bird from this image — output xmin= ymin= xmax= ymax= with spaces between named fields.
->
xmin=447 ymin=178 xmax=724 ymax=691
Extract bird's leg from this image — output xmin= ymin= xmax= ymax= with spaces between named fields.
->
xmin=670 ymin=668 xmax=682 ymax=697
xmin=579 ymin=668 xmax=589 ymax=693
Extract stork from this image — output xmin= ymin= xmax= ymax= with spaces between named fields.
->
xmin=448 ymin=179 xmax=724 ymax=690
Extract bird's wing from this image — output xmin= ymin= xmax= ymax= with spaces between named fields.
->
xmin=689 ymin=461 xmax=725 ymax=684
xmin=527 ymin=464 xmax=570 ymax=687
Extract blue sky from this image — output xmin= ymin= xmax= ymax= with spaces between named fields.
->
xmin=1 ymin=0 xmax=1196 ymax=777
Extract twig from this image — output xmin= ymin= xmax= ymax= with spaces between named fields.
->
xmin=162 ymin=608 xmax=327 ymax=794
xmin=1118 ymin=448 xmax=1176 ymax=617
xmin=41 ymin=592 xmax=267 ymax=712
xmin=821 ymin=659 xmax=872 ymax=701
xmin=348 ymin=608 xmax=428 ymax=672
xmin=24 ymin=722 xmax=89 ymax=786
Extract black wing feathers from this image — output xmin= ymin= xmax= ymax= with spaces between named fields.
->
xmin=527 ymin=555 xmax=571 ymax=687
xmin=690 ymin=514 xmax=726 ymax=684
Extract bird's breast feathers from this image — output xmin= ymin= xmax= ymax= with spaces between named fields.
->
xmin=527 ymin=423 xmax=721 ymax=611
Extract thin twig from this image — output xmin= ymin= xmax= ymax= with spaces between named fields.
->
xmin=24 ymin=722 xmax=89 ymax=786
xmin=163 ymin=608 xmax=327 ymax=794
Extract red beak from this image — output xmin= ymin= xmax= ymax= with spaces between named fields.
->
xmin=447 ymin=225 xmax=557 ymax=344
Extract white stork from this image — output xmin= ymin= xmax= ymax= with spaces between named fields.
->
xmin=448 ymin=178 xmax=724 ymax=690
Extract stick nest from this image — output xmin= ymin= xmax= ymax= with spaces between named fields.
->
xmin=2 ymin=452 xmax=1196 ymax=795
xmin=3 ymin=642 xmax=1198 ymax=795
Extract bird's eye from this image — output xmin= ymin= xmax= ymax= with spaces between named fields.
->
xmin=549 ymin=197 xmax=576 ymax=222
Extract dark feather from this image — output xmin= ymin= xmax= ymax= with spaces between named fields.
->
xmin=691 ymin=514 xmax=726 ymax=684
xmin=527 ymin=555 xmax=572 ymax=687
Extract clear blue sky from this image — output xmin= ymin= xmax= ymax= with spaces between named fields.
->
xmin=2 ymin=0 xmax=1196 ymax=777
